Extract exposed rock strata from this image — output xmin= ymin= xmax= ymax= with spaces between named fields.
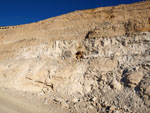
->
xmin=0 ymin=1 xmax=150 ymax=113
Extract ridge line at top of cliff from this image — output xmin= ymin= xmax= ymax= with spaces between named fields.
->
xmin=0 ymin=1 xmax=150 ymax=41
xmin=0 ymin=1 xmax=149 ymax=28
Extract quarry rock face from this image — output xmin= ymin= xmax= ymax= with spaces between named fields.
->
xmin=0 ymin=1 xmax=150 ymax=113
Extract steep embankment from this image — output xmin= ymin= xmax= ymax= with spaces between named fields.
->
xmin=0 ymin=1 xmax=150 ymax=113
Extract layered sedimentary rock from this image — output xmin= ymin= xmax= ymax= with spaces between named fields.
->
xmin=0 ymin=1 xmax=150 ymax=113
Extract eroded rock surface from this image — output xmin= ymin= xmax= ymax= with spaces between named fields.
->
xmin=0 ymin=1 xmax=150 ymax=113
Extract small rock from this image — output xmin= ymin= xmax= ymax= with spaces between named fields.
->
xmin=101 ymin=75 xmax=107 ymax=82
xmin=37 ymin=92 xmax=44 ymax=96
xmin=42 ymin=87 xmax=49 ymax=93
xmin=53 ymin=97 xmax=63 ymax=103
xmin=42 ymin=98 xmax=48 ymax=104
xmin=127 ymin=71 xmax=144 ymax=88
xmin=89 ymin=105 xmax=94 ymax=109
xmin=84 ymin=85 xmax=92 ymax=93
xmin=62 ymin=50 xmax=72 ymax=58
xmin=142 ymin=61 xmax=150 ymax=70
xmin=61 ymin=101 xmax=69 ymax=108
xmin=92 ymin=97 xmax=97 ymax=102
xmin=106 ymin=106 xmax=116 ymax=113
xmin=101 ymin=108 xmax=106 ymax=112
xmin=114 ymin=110 xmax=121 ymax=113
xmin=111 ymin=78 xmax=122 ymax=90
xmin=72 ymin=98 xmax=79 ymax=103
xmin=109 ymin=106 xmax=116 ymax=111
xmin=145 ymin=86 xmax=150 ymax=95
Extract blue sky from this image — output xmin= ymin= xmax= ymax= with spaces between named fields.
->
xmin=0 ymin=0 xmax=144 ymax=26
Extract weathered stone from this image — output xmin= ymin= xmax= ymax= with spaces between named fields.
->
xmin=127 ymin=71 xmax=144 ymax=88
xmin=42 ymin=87 xmax=49 ymax=94
xmin=61 ymin=101 xmax=69 ymax=108
xmin=92 ymin=97 xmax=97 ymax=102
xmin=111 ymin=79 xmax=122 ymax=90
xmin=145 ymin=86 xmax=150 ymax=96
xmin=142 ymin=61 xmax=150 ymax=70
xmin=62 ymin=50 xmax=72 ymax=58
xmin=89 ymin=58 xmax=117 ymax=72
xmin=72 ymin=98 xmax=79 ymax=103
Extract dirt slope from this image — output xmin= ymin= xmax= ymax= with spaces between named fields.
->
xmin=0 ymin=1 xmax=150 ymax=113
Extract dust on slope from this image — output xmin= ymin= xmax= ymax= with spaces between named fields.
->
xmin=0 ymin=88 xmax=69 ymax=113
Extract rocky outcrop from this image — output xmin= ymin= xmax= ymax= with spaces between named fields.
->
xmin=0 ymin=1 xmax=150 ymax=113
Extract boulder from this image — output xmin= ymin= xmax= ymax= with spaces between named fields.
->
xmin=127 ymin=71 xmax=144 ymax=88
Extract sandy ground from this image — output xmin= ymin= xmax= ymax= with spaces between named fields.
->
xmin=0 ymin=88 xmax=69 ymax=113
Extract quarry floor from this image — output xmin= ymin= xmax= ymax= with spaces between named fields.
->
xmin=0 ymin=88 xmax=69 ymax=113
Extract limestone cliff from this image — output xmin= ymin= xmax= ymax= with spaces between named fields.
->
xmin=0 ymin=1 xmax=150 ymax=113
